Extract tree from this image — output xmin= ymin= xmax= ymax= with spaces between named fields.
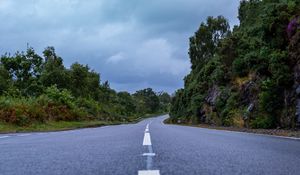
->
xmin=134 ymin=88 xmax=160 ymax=114
xmin=40 ymin=47 xmax=70 ymax=90
xmin=0 ymin=47 xmax=43 ymax=96
xmin=99 ymin=81 xmax=114 ymax=103
xmin=69 ymin=63 xmax=101 ymax=99
xmin=189 ymin=16 xmax=230 ymax=70
xmin=69 ymin=63 xmax=90 ymax=97
xmin=0 ymin=64 xmax=11 ymax=95
xmin=158 ymin=92 xmax=171 ymax=112
xmin=170 ymin=0 xmax=300 ymax=129
xmin=117 ymin=92 xmax=136 ymax=116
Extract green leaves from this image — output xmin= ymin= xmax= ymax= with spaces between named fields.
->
xmin=170 ymin=0 xmax=299 ymax=129
xmin=43 ymin=85 xmax=75 ymax=109
xmin=133 ymin=88 xmax=160 ymax=114
xmin=189 ymin=16 xmax=230 ymax=70
xmin=1 ymin=48 xmax=43 ymax=95
xmin=0 ymin=64 xmax=11 ymax=95
xmin=0 ymin=46 xmax=170 ymax=127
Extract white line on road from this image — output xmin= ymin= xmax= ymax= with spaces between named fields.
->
xmin=0 ymin=136 xmax=10 ymax=139
xmin=139 ymin=123 xmax=160 ymax=175
xmin=142 ymin=153 xmax=156 ymax=156
xmin=138 ymin=170 xmax=160 ymax=175
xmin=17 ymin=134 xmax=31 ymax=137
xmin=143 ymin=132 xmax=152 ymax=146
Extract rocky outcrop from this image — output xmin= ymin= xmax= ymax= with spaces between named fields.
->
xmin=240 ymin=80 xmax=258 ymax=105
xmin=199 ymin=85 xmax=221 ymax=124
xmin=205 ymin=85 xmax=221 ymax=106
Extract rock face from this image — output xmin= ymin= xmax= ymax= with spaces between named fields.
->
xmin=244 ymin=103 xmax=254 ymax=119
xmin=205 ymin=85 xmax=220 ymax=106
xmin=200 ymin=85 xmax=221 ymax=125
xmin=240 ymin=80 xmax=257 ymax=105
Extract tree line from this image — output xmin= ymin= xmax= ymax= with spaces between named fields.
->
xmin=0 ymin=47 xmax=171 ymax=127
xmin=170 ymin=0 xmax=300 ymax=129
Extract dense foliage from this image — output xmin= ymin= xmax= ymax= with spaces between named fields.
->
xmin=0 ymin=47 xmax=171 ymax=127
xmin=170 ymin=0 xmax=300 ymax=129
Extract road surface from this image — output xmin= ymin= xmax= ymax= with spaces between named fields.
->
xmin=0 ymin=115 xmax=300 ymax=175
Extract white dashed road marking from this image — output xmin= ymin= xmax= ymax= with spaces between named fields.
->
xmin=139 ymin=123 xmax=160 ymax=175
xmin=142 ymin=153 xmax=156 ymax=156
xmin=0 ymin=134 xmax=32 ymax=139
xmin=0 ymin=136 xmax=10 ymax=139
xmin=138 ymin=170 xmax=160 ymax=175
xmin=145 ymin=124 xmax=149 ymax=132
xmin=17 ymin=134 xmax=31 ymax=137
xmin=143 ymin=133 xmax=152 ymax=146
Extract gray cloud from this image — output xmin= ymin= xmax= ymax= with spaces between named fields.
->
xmin=0 ymin=0 xmax=240 ymax=93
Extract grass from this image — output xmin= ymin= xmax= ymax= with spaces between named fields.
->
xmin=0 ymin=113 xmax=166 ymax=134
xmin=0 ymin=120 xmax=123 ymax=134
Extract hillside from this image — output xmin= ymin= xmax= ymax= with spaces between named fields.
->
xmin=170 ymin=0 xmax=300 ymax=129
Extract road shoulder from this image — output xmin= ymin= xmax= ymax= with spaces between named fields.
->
xmin=164 ymin=119 xmax=300 ymax=139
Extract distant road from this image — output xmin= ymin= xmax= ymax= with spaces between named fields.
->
xmin=0 ymin=115 xmax=300 ymax=175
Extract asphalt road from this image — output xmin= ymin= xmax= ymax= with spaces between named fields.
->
xmin=0 ymin=115 xmax=300 ymax=175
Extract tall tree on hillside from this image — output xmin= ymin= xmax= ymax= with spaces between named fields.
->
xmin=189 ymin=16 xmax=230 ymax=70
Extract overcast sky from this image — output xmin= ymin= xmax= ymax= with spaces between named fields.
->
xmin=0 ymin=0 xmax=240 ymax=93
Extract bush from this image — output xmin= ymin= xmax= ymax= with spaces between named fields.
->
xmin=75 ymin=97 xmax=100 ymax=118
xmin=0 ymin=97 xmax=42 ymax=126
xmin=250 ymin=115 xmax=274 ymax=129
xmin=259 ymin=79 xmax=283 ymax=114
xmin=232 ymin=58 xmax=248 ymax=77
xmin=70 ymin=107 xmax=88 ymax=121
xmin=43 ymin=85 xmax=75 ymax=109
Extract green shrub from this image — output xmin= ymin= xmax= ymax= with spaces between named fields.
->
xmin=15 ymin=108 xmax=30 ymax=126
xmin=215 ymin=87 xmax=231 ymax=112
xmin=70 ymin=107 xmax=88 ymax=121
xmin=0 ymin=97 xmax=33 ymax=126
xmin=75 ymin=97 xmax=100 ymax=118
xmin=232 ymin=58 xmax=248 ymax=77
xmin=250 ymin=115 xmax=274 ymax=129
xmin=27 ymin=103 xmax=47 ymax=123
xmin=259 ymin=79 xmax=283 ymax=114
xmin=44 ymin=85 xmax=75 ymax=109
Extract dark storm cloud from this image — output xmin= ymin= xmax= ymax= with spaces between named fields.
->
xmin=0 ymin=0 xmax=240 ymax=93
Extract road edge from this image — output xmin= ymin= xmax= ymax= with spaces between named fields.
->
xmin=163 ymin=118 xmax=300 ymax=140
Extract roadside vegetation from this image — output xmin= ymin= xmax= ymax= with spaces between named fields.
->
xmin=170 ymin=0 xmax=300 ymax=129
xmin=0 ymin=47 xmax=171 ymax=133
